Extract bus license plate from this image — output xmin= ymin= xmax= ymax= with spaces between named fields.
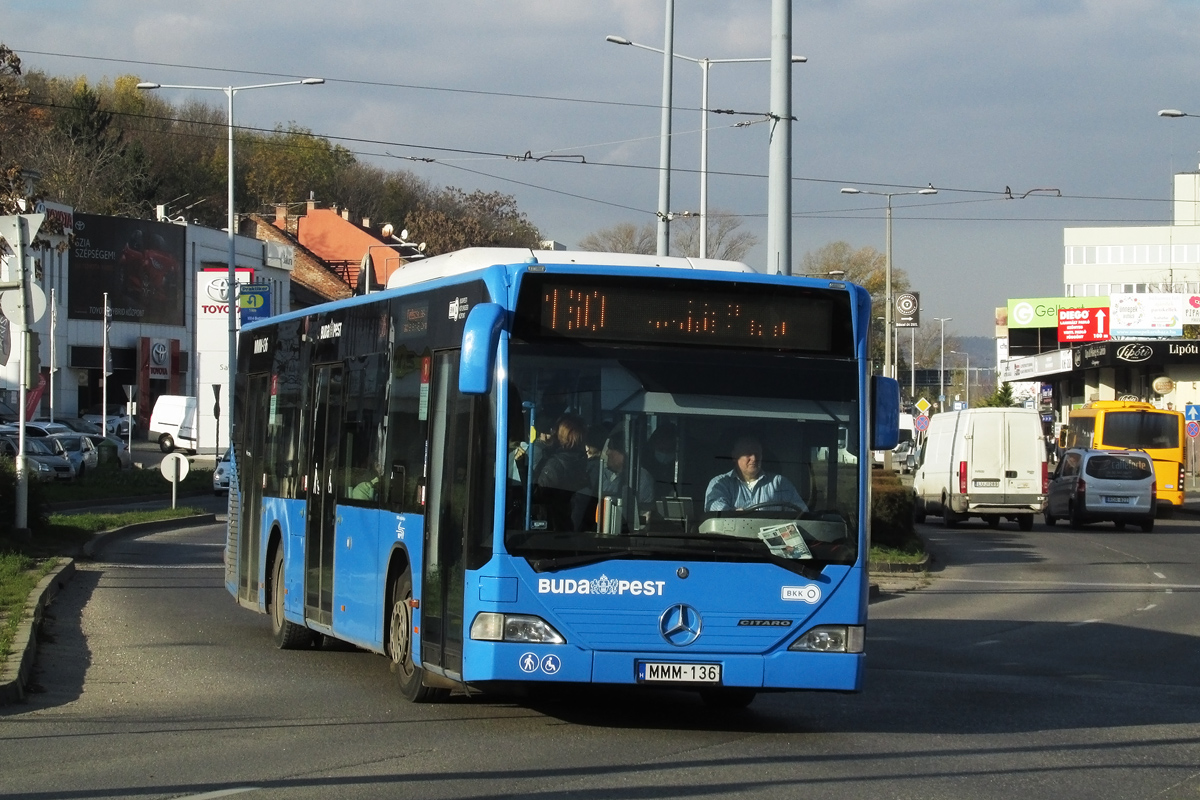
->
xmin=1104 ymin=496 xmax=1130 ymax=504
xmin=637 ymin=662 xmax=722 ymax=683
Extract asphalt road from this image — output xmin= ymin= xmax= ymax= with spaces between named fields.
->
xmin=1 ymin=513 xmax=1198 ymax=799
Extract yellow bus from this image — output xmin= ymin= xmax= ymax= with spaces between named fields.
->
xmin=1062 ymin=400 xmax=1185 ymax=512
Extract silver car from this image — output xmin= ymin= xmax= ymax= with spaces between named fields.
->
xmin=46 ymin=433 xmax=100 ymax=478
xmin=1045 ymin=448 xmax=1156 ymax=531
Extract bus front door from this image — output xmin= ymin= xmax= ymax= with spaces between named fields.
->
xmin=421 ymin=351 xmax=471 ymax=680
xmin=305 ymin=364 xmax=344 ymax=628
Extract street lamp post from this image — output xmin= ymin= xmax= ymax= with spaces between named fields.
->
xmin=951 ymin=350 xmax=970 ymax=408
xmin=138 ymin=78 xmax=323 ymax=449
xmin=840 ymin=185 xmax=937 ymax=380
xmin=607 ymin=36 xmax=804 ymax=258
xmin=935 ymin=317 xmax=953 ymax=411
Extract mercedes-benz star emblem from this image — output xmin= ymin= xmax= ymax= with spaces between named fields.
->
xmin=659 ymin=603 xmax=702 ymax=647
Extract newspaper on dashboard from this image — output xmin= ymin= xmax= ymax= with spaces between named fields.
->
xmin=757 ymin=523 xmax=813 ymax=559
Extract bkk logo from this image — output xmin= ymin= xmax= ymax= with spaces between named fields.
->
xmin=537 ymin=574 xmax=667 ymax=596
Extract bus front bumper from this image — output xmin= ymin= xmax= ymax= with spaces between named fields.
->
xmin=461 ymin=642 xmax=865 ymax=692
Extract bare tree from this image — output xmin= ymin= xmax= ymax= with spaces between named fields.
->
xmin=577 ymin=221 xmax=656 ymax=254
xmin=670 ymin=211 xmax=758 ymax=261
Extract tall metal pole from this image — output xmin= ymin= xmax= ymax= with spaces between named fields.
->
xmin=656 ymin=0 xmax=674 ymax=256
xmin=936 ymin=317 xmax=952 ymax=412
xmin=767 ymin=0 xmax=792 ymax=275
xmin=699 ymin=59 xmax=710 ymax=259
xmin=884 ymin=196 xmax=893 ymax=379
xmin=910 ymin=327 xmax=916 ymax=401
xmin=226 ymin=86 xmax=237 ymax=451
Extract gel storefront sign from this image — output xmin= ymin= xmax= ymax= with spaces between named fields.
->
xmin=1007 ymin=296 xmax=1109 ymax=329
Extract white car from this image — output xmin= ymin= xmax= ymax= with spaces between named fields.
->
xmin=213 ymin=449 xmax=232 ymax=495
xmin=82 ymin=405 xmax=136 ymax=438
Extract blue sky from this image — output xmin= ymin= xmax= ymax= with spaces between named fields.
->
xmin=7 ymin=1 xmax=1200 ymax=337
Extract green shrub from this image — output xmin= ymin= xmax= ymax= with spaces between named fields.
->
xmin=871 ymin=471 xmax=914 ymax=549
xmin=0 ymin=456 xmax=50 ymax=536
xmin=41 ymin=465 xmax=213 ymax=505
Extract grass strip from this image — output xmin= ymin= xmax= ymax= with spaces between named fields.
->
xmin=0 ymin=553 xmax=59 ymax=664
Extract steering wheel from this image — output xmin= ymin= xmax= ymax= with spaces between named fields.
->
xmin=740 ymin=501 xmax=807 ymax=516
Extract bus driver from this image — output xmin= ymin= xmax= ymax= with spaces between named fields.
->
xmin=705 ymin=435 xmax=806 ymax=513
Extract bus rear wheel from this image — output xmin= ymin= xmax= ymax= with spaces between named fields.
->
xmin=389 ymin=569 xmax=447 ymax=703
xmin=271 ymin=549 xmax=315 ymax=650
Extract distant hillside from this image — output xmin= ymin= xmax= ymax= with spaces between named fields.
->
xmin=958 ymin=336 xmax=995 ymax=370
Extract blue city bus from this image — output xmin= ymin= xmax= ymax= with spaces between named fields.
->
xmin=225 ymin=247 xmax=899 ymax=706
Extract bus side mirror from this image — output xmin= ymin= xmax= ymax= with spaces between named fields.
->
xmin=870 ymin=376 xmax=900 ymax=451
xmin=459 ymin=303 xmax=506 ymax=395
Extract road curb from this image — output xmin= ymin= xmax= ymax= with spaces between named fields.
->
xmin=0 ymin=560 xmax=74 ymax=706
xmin=0 ymin=513 xmax=218 ymax=707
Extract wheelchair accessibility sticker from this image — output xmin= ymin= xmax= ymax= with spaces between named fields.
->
xmin=519 ymin=652 xmax=562 ymax=675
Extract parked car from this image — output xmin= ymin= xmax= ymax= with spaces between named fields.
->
xmin=1045 ymin=448 xmax=1156 ymax=531
xmin=46 ymin=433 xmax=100 ymax=478
xmin=0 ymin=435 xmax=75 ymax=481
xmin=213 ymin=449 xmax=231 ymax=495
xmin=81 ymin=433 xmax=133 ymax=469
xmin=40 ymin=417 xmax=104 ymax=436
xmin=82 ymin=405 xmax=136 ymax=438
xmin=20 ymin=421 xmax=74 ymax=438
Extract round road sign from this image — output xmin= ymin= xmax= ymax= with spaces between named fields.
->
xmin=914 ymin=414 xmax=930 ymax=432
xmin=159 ymin=452 xmax=191 ymax=482
xmin=1188 ymin=420 xmax=1199 ymax=439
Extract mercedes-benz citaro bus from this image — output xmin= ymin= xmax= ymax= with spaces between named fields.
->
xmin=1062 ymin=400 xmax=1185 ymax=513
xmin=225 ymin=247 xmax=899 ymax=708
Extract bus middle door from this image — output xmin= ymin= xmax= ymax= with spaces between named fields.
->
xmin=305 ymin=363 xmax=344 ymax=628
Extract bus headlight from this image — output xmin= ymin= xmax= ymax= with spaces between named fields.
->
xmin=470 ymin=612 xmax=566 ymax=644
xmin=788 ymin=625 xmax=864 ymax=653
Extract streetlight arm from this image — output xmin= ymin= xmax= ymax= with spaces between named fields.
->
xmin=138 ymin=79 xmax=324 ymax=93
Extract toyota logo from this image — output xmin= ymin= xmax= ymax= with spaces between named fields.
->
xmin=151 ymin=342 xmax=168 ymax=365
xmin=659 ymin=603 xmax=702 ymax=647
xmin=206 ymin=279 xmax=232 ymax=303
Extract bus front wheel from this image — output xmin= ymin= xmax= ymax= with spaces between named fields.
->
xmin=389 ymin=569 xmax=446 ymax=703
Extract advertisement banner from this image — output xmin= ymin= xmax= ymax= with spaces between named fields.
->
xmin=1007 ymin=296 xmax=1109 ymax=329
xmin=894 ymin=292 xmax=919 ymax=328
xmin=1109 ymin=293 xmax=1182 ymax=338
xmin=69 ymin=214 xmax=185 ymax=325
xmin=1057 ymin=307 xmax=1110 ymax=342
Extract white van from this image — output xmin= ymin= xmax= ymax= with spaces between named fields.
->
xmin=912 ymin=408 xmax=1047 ymax=530
xmin=149 ymin=395 xmax=198 ymax=453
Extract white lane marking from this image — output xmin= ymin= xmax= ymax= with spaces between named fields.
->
xmin=1154 ymin=572 xmax=1166 ymax=579
xmin=975 ymin=640 xmax=1000 ymax=646
xmin=1069 ymin=619 xmax=1102 ymax=627
xmin=1137 ymin=604 xmax=1158 ymax=611
xmin=182 ymin=790 xmax=259 ymax=799
xmin=934 ymin=577 xmax=1200 ymax=590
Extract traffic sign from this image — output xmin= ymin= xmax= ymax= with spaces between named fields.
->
xmin=1188 ymin=420 xmax=1199 ymax=439
xmin=1186 ymin=404 xmax=1200 ymax=422
xmin=915 ymin=398 xmax=931 ymax=415
xmin=914 ymin=414 xmax=930 ymax=432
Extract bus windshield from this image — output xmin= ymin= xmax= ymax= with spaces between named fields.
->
xmin=504 ymin=344 xmax=860 ymax=573
xmin=1101 ymin=410 xmax=1180 ymax=450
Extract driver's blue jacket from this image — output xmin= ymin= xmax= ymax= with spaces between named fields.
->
xmin=704 ymin=470 xmax=806 ymax=512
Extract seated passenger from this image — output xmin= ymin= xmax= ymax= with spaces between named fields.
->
xmin=705 ymin=435 xmax=806 ymax=512
xmin=573 ymin=434 xmax=655 ymax=531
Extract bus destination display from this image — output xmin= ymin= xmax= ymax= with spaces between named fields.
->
xmin=530 ymin=280 xmax=840 ymax=352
